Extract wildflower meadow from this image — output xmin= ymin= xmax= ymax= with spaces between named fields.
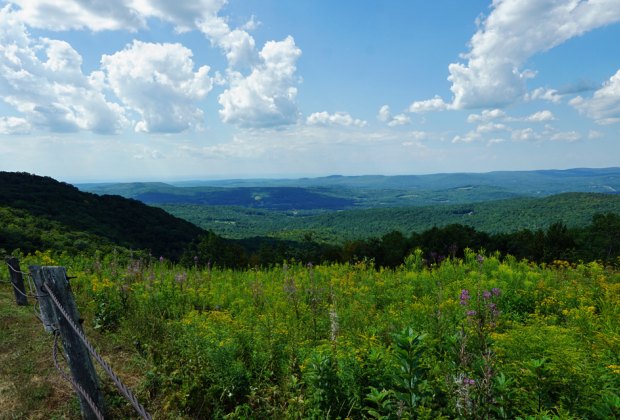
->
xmin=18 ymin=249 xmax=620 ymax=418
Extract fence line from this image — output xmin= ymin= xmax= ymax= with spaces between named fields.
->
xmin=52 ymin=331 xmax=105 ymax=420
xmin=42 ymin=280 xmax=153 ymax=420
xmin=2 ymin=261 xmax=152 ymax=420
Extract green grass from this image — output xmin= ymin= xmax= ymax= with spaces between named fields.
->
xmin=0 ymin=283 xmax=79 ymax=419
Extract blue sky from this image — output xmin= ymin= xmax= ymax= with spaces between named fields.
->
xmin=0 ymin=0 xmax=619 ymax=182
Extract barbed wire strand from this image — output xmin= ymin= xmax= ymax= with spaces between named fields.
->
xmin=26 ymin=271 xmax=37 ymax=295
xmin=43 ymin=282 xmax=153 ymax=420
xmin=2 ymin=264 xmax=47 ymax=298
xmin=52 ymin=330 xmax=105 ymax=420
xmin=6 ymin=262 xmax=31 ymax=277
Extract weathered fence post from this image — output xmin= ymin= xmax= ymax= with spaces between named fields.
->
xmin=5 ymin=257 xmax=28 ymax=305
xmin=29 ymin=265 xmax=56 ymax=333
xmin=34 ymin=266 xmax=106 ymax=419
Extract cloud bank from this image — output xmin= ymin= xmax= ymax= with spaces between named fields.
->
xmin=1 ymin=0 xmax=303 ymax=134
xmin=410 ymin=0 xmax=620 ymax=116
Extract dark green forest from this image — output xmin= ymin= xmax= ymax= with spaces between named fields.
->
xmin=0 ymin=172 xmax=204 ymax=259
xmin=156 ymin=192 xmax=620 ymax=242
xmin=1 ymin=172 xmax=619 ymax=269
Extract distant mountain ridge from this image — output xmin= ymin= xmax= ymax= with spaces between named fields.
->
xmin=77 ymin=167 xmax=620 ymax=210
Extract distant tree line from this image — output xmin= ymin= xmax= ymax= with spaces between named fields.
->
xmin=181 ymin=213 xmax=620 ymax=269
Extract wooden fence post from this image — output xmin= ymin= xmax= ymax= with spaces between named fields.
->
xmin=29 ymin=265 xmax=56 ymax=333
xmin=35 ymin=266 xmax=106 ymax=419
xmin=5 ymin=257 xmax=28 ymax=306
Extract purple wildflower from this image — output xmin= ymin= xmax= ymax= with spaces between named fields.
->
xmin=462 ymin=377 xmax=475 ymax=386
xmin=460 ymin=289 xmax=471 ymax=305
xmin=476 ymin=254 xmax=485 ymax=264
xmin=492 ymin=287 xmax=501 ymax=297
xmin=483 ymin=290 xmax=492 ymax=300
xmin=467 ymin=310 xmax=477 ymax=317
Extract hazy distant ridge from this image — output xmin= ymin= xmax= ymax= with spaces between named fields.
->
xmin=77 ymin=167 xmax=620 ymax=210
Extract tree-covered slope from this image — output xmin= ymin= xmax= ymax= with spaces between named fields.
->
xmin=157 ymin=192 xmax=620 ymax=242
xmin=0 ymin=172 xmax=206 ymax=258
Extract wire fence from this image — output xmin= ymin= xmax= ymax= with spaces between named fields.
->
xmin=2 ymin=262 xmax=152 ymax=420
xmin=52 ymin=330 xmax=105 ymax=420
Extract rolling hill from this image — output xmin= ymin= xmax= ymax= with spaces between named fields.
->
xmin=156 ymin=192 xmax=620 ymax=242
xmin=0 ymin=172 xmax=206 ymax=259
xmin=77 ymin=167 xmax=620 ymax=210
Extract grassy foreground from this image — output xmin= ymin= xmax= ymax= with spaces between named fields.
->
xmin=2 ymin=250 xmax=620 ymax=418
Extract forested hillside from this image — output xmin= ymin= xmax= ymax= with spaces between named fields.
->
xmin=156 ymin=193 xmax=620 ymax=242
xmin=2 ymin=172 xmax=620 ymax=268
xmin=0 ymin=172 xmax=205 ymax=259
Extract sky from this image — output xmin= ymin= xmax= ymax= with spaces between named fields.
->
xmin=0 ymin=0 xmax=619 ymax=182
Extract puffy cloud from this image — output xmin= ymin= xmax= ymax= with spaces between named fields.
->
xmin=450 ymin=0 xmax=620 ymax=109
xmin=511 ymin=127 xmax=540 ymax=142
xmin=378 ymin=105 xmax=391 ymax=122
xmin=8 ymin=1 xmax=302 ymax=130
xmin=388 ymin=114 xmax=411 ymax=127
xmin=307 ymin=111 xmax=367 ymax=128
xmin=453 ymin=120 xmax=508 ymax=143
xmin=133 ymin=0 xmax=228 ymax=32
xmin=9 ymin=0 xmax=231 ymax=33
xmin=467 ymin=108 xmax=554 ymax=124
xmin=101 ymin=40 xmax=213 ymax=133
xmin=570 ymin=69 xmax=620 ymax=124
xmin=377 ymin=105 xmax=410 ymax=126
xmin=477 ymin=122 xmax=508 ymax=133
xmin=198 ymin=17 xmax=258 ymax=68
xmin=409 ymin=95 xmax=450 ymax=113
xmin=525 ymin=87 xmax=562 ymax=103
xmin=0 ymin=5 xmax=125 ymax=133
xmin=218 ymin=36 xmax=301 ymax=128
xmin=0 ymin=116 xmax=31 ymax=134
xmin=413 ymin=0 xmax=620 ymax=111
xmin=467 ymin=109 xmax=506 ymax=123
xmin=523 ymin=110 xmax=555 ymax=122
xmin=9 ymin=0 xmax=146 ymax=31
xmin=452 ymin=130 xmax=481 ymax=144
xmin=11 ymin=0 xmax=259 ymax=68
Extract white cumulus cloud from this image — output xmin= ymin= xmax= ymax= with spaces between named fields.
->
xmin=511 ymin=127 xmax=540 ymax=142
xmin=0 ymin=5 xmax=125 ymax=133
xmin=0 ymin=116 xmax=31 ymax=134
xmin=6 ymin=1 xmax=303 ymax=131
xmin=377 ymin=105 xmax=410 ymax=126
xmin=570 ymin=69 xmax=620 ymax=125
xmin=525 ymin=87 xmax=562 ymax=103
xmin=218 ymin=36 xmax=301 ymax=128
xmin=307 ymin=111 xmax=367 ymax=127
xmin=412 ymin=0 xmax=620 ymax=111
xmin=101 ymin=40 xmax=213 ymax=133
xmin=467 ymin=109 xmax=506 ymax=123
xmin=409 ymin=95 xmax=451 ymax=113
xmin=524 ymin=110 xmax=555 ymax=122
xmin=9 ymin=0 xmax=146 ymax=31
